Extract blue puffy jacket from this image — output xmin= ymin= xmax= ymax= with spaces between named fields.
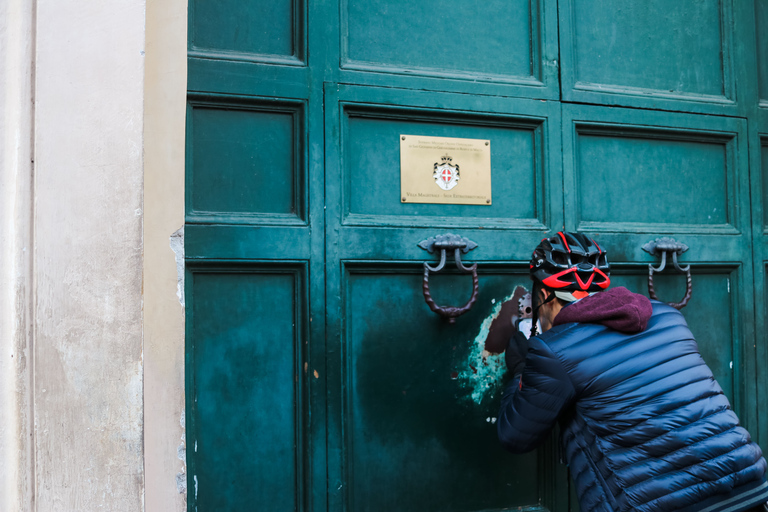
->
xmin=497 ymin=288 xmax=767 ymax=512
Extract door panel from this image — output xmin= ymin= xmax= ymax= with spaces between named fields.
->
xmin=576 ymin=133 xmax=732 ymax=227
xmin=563 ymin=104 xmax=748 ymax=235
xmin=186 ymin=97 xmax=306 ymax=224
xmin=341 ymin=106 xmax=547 ymax=228
xmin=187 ymin=266 xmax=308 ymax=511
xmin=342 ymin=266 xmax=565 ymax=511
xmin=344 ymin=0 xmax=536 ymax=80
xmin=761 ymin=140 xmax=768 ymax=231
xmin=558 ymin=0 xmax=755 ymax=115
xmin=749 ymin=106 xmax=768 ymax=449
xmin=329 ymin=84 xmax=561 ymax=233
xmin=334 ymin=0 xmax=561 ymax=99
xmin=188 ymin=0 xmax=304 ymax=64
xmin=186 ymin=1 xmax=326 ymax=508
xmin=565 ymin=0 xmax=727 ymax=95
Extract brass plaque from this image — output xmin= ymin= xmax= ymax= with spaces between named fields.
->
xmin=400 ymin=134 xmax=491 ymax=205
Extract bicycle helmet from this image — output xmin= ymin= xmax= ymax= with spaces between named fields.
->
xmin=530 ymin=231 xmax=610 ymax=300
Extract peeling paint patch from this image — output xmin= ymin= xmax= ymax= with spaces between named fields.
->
xmin=176 ymin=472 xmax=187 ymax=495
xmin=170 ymin=226 xmax=185 ymax=307
xmin=458 ymin=291 xmax=516 ymax=404
xmin=176 ymin=408 xmax=187 ymax=494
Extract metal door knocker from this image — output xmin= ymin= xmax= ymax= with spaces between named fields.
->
xmin=642 ymin=237 xmax=692 ymax=310
xmin=418 ymin=234 xmax=479 ymax=323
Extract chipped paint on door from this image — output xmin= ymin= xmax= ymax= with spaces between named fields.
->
xmin=457 ymin=288 xmax=529 ymax=405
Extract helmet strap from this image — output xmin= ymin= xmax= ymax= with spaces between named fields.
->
xmin=530 ymin=286 xmax=556 ymax=338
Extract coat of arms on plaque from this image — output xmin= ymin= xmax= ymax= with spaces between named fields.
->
xmin=433 ymin=154 xmax=460 ymax=191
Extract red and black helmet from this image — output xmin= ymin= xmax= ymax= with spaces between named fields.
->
xmin=530 ymin=232 xmax=610 ymax=298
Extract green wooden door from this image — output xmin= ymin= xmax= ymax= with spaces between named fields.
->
xmin=185 ymin=1 xmax=768 ymax=511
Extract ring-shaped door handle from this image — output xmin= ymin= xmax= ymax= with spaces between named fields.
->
xmin=643 ymin=238 xmax=692 ymax=310
xmin=418 ymin=234 xmax=479 ymax=324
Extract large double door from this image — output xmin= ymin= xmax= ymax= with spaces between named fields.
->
xmin=185 ymin=1 xmax=768 ymax=510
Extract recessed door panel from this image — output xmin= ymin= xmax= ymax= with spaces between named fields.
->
xmin=557 ymin=0 xmax=754 ymax=115
xmin=343 ymin=266 xmax=563 ymax=512
xmin=187 ymin=98 xmax=305 ymax=224
xmin=189 ymin=0 xmax=303 ymax=62
xmin=575 ymin=129 xmax=731 ymax=227
xmin=188 ymin=268 xmax=307 ymax=511
xmin=563 ymin=105 xmax=749 ymax=235
xmin=753 ymin=127 xmax=768 ymax=448
xmin=343 ymin=108 xmax=545 ymax=226
xmin=762 ymin=141 xmax=768 ymax=229
xmin=569 ymin=0 xmax=726 ymax=97
xmin=344 ymin=0 xmax=537 ymax=81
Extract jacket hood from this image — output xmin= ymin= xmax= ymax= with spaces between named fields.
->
xmin=552 ymin=286 xmax=652 ymax=334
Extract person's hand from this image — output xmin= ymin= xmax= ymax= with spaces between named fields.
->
xmin=505 ymin=330 xmax=529 ymax=376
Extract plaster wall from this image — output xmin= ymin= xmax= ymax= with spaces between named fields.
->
xmin=32 ymin=0 xmax=147 ymax=510
xmin=0 ymin=0 xmax=35 ymax=509
xmin=0 ymin=0 xmax=188 ymax=508
xmin=143 ymin=0 xmax=187 ymax=509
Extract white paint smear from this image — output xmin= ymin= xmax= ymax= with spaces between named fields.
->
xmin=458 ymin=291 xmax=515 ymax=404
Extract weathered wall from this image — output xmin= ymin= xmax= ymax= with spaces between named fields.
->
xmin=1 ymin=0 xmax=190 ymax=509
xmin=144 ymin=0 xmax=187 ymax=508
xmin=33 ymin=0 xmax=146 ymax=510
xmin=0 ymin=0 xmax=35 ymax=510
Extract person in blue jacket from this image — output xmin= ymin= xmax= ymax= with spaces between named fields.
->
xmin=498 ymin=232 xmax=768 ymax=512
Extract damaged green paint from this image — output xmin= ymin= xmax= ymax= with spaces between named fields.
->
xmin=458 ymin=292 xmax=515 ymax=404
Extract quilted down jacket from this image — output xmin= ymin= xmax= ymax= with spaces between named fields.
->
xmin=497 ymin=287 xmax=767 ymax=512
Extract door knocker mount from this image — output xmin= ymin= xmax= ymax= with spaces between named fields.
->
xmin=418 ymin=234 xmax=479 ymax=323
xmin=642 ymin=237 xmax=692 ymax=310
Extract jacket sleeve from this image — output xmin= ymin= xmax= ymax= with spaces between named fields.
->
xmin=497 ymin=335 xmax=576 ymax=453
